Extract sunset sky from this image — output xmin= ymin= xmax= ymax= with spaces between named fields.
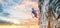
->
xmin=0 ymin=0 xmax=39 ymax=24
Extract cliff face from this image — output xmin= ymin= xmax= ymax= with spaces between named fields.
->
xmin=38 ymin=0 xmax=60 ymax=28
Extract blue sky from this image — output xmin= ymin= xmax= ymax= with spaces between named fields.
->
xmin=2 ymin=0 xmax=23 ymax=6
xmin=3 ymin=0 xmax=8 ymax=2
xmin=3 ymin=0 xmax=23 ymax=3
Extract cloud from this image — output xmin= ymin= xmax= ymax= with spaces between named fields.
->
xmin=0 ymin=0 xmax=38 ymax=24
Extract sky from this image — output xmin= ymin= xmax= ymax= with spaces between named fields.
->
xmin=0 ymin=0 xmax=38 ymax=24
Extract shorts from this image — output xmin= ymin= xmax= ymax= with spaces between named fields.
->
xmin=34 ymin=13 xmax=38 ymax=18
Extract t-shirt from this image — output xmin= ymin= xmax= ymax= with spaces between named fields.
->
xmin=32 ymin=10 xmax=36 ymax=14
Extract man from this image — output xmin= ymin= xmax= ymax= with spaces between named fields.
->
xmin=32 ymin=7 xmax=38 ymax=18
